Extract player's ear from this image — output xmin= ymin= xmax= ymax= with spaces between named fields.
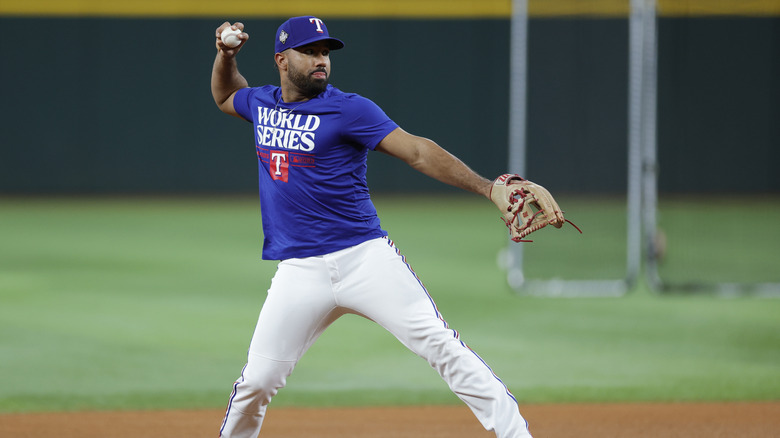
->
xmin=274 ymin=52 xmax=287 ymax=71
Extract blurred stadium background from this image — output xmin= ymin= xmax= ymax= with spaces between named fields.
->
xmin=1 ymin=0 xmax=779 ymax=415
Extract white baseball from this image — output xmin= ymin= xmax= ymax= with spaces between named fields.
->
xmin=220 ymin=27 xmax=242 ymax=48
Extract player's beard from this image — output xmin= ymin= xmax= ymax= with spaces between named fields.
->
xmin=288 ymin=63 xmax=329 ymax=97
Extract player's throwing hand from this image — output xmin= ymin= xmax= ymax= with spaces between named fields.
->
xmin=215 ymin=22 xmax=248 ymax=54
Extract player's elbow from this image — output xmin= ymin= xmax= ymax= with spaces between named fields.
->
xmin=214 ymin=99 xmax=232 ymax=114
xmin=407 ymin=137 xmax=440 ymax=171
xmin=213 ymin=90 xmax=241 ymax=118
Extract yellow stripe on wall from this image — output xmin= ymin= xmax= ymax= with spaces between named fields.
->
xmin=532 ymin=0 xmax=780 ymax=17
xmin=1 ymin=0 xmax=506 ymax=18
xmin=658 ymin=0 xmax=780 ymax=16
xmin=1 ymin=0 xmax=778 ymax=18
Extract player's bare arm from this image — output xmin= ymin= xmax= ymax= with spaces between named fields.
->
xmin=376 ymin=127 xmax=493 ymax=199
xmin=211 ymin=22 xmax=250 ymax=118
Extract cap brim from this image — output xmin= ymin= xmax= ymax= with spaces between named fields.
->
xmin=288 ymin=36 xmax=345 ymax=51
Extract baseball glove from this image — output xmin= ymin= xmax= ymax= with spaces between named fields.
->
xmin=490 ymin=174 xmax=581 ymax=242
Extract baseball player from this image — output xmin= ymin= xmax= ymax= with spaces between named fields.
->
xmin=211 ymin=16 xmax=569 ymax=438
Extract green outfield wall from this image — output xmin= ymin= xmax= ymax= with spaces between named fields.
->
xmin=0 ymin=4 xmax=777 ymax=194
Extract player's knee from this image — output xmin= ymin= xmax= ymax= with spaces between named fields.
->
xmin=237 ymin=356 xmax=295 ymax=406
xmin=410 ymin=326 xmax=471 ymax=367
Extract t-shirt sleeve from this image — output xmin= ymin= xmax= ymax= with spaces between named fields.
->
xmin=341 ymin=94 xmax=399 ymax=150
xmin=232 ymin=87 xmax=253 ymax=122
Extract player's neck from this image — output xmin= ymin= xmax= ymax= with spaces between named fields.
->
xmin=279 ymin=79 xmax=319 ymax=103
xmin=280 ymin=89 xmax=312 ymax=103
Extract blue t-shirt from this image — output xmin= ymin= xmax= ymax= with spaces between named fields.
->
xmin=233 ymin=84 xmax=399 ymax=260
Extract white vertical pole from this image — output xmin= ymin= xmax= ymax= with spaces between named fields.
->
xmin=627 ymin=0 xmax=646 ymax=288
xmin=507 ymin=0 xmax=529 ymax=290
xmin=640 ymin=0 xmax=660 ymax=289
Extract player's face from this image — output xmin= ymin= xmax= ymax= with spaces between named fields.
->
xmin=286 ymin=42 xmax=331 ymax=96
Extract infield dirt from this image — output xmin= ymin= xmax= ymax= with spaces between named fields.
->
xmin=1 ymin=402 xmax=778 ymax=437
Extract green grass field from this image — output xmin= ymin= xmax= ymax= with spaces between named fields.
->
xmin=1 ymin=196 xmax=778 ymax=413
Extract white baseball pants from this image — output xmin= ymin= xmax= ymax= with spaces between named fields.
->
xmin=218 ymin=237 xmax=532 ymax=438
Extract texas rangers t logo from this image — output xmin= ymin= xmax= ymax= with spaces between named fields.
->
xmin=270 ymin=151 xmax=289 ymax=182
xmin=309 ymin=18 xmax=324 ymax=33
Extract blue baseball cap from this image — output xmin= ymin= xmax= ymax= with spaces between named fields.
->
xmin=274 ymin=16 xmax=345 ymax=54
